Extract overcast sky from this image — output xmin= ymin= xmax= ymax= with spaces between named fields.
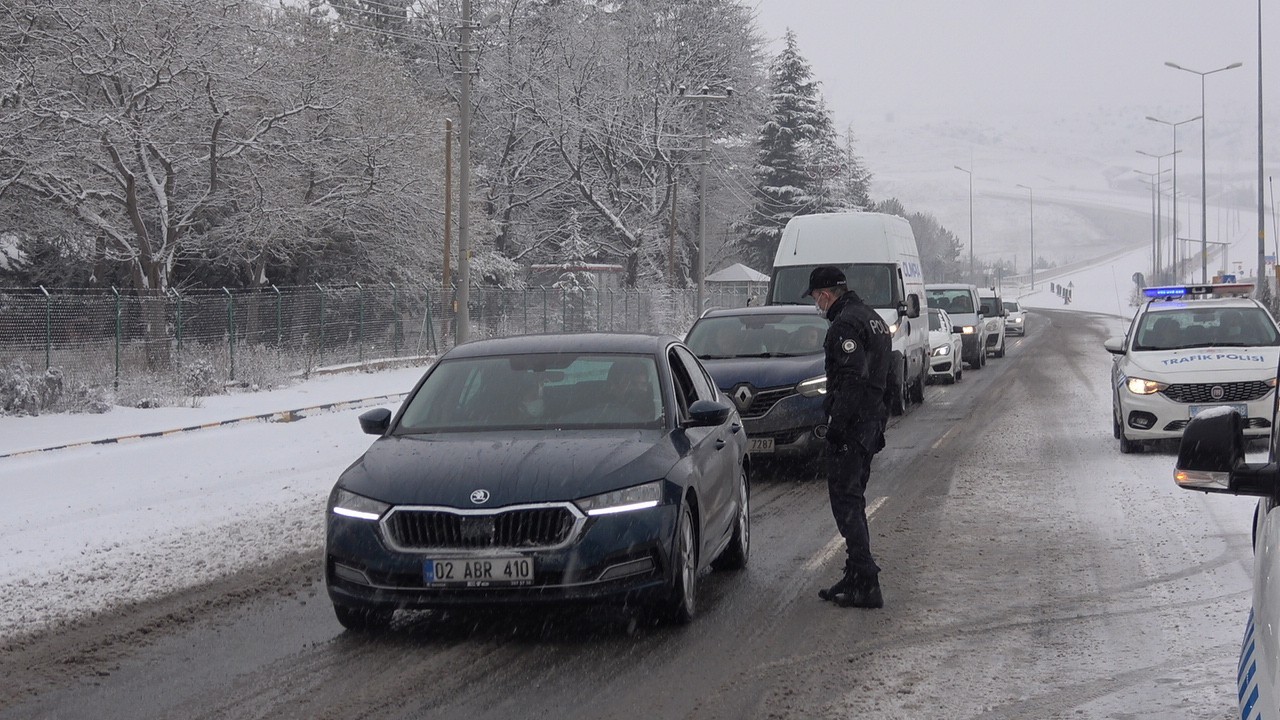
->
xmin=751 ymin=0 xmax=1277 ymax=126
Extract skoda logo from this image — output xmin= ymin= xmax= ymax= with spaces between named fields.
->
xmin=470 ymin=489 xmax=491 ymax=505
xmin=732 ymin=384 xmax=755 ymax=411
xmin=1211 ymin=386 xmax=1225 ymax=401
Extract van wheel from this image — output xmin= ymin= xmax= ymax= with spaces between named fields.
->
xmin=888 ymin=364 xmax=908 ymax=416
xmin=994 ymin=337 xmax=1006 ymax=358
xmin=909 ymin=360 xmax=926 ymax=404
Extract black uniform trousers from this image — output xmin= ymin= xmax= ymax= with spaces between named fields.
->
xmin=825 ymin=419 xmax=883 ymax=579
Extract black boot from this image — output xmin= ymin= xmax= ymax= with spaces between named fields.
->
xmin=818 ymin=568 xmax=857 ymax=602
xmin=834 ymin=575 xmax=883 ymax=609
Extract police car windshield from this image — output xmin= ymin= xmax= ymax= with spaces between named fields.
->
xmin=1133 ymin=307 xmax=1280 ymax=351
xmin=686 ymin=314 xmax=830 ymax=358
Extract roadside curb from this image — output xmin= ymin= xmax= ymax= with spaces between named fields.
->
xmin=0 ymin=393 xmax=409 ymax=461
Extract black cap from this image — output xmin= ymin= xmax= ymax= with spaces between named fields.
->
xmin=802 ymin=266 xmax=846 ymax=298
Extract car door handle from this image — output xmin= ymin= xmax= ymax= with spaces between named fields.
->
xmin=715 ymin=439 xmax=727 ymax=450
xmin=730 ymin=423 xmax=742 ymax=434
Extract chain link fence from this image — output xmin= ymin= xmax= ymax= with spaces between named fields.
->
xmin=0 ymin=284 xmax=759 ymax=407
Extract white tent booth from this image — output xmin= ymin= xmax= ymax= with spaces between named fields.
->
xmin=705 ymin=262 xmax=770 ymax=309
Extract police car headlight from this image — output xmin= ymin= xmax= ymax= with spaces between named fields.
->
xmin=931 ymin=344 xmax=951 ymax=357
xmin=961 ymin=325 xmax=976 ymax=335
xmin=1125 ymin=377 xmax=1169 ymax=395
xmin=1267 ymin=377 xmax=1279 ymax=388
xmin=796 ymin=375 xmax=827 ymax=397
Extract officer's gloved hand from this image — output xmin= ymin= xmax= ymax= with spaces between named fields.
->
xmin=825 ymin=423 xmax=846 ymax=450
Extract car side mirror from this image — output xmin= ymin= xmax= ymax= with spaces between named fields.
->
xmin=903 ymin=294 xmax=921 ymax=319
xmin=684 ymin=399 xmax=732 ymax=428
xmin=1175 ymin=410 xmax=1278 ymax=496
xmin=359 ymin=408 xmax=393 ymax=435
xmin=1103 ymin=337 xmax=1125 ymax=355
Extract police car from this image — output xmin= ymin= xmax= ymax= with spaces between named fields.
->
xmin=1174 ymin=404 xmax=1280 ymax=718
xmin=1104 ymin=283 xmax=1280 ymax=454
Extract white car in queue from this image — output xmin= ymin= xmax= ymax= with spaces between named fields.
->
xmin=927 ymin=307 xmax=963 ymax=384
xmin=1105 ymin=283 xmax=1280 ymax=454
xmin=1173 ymin=402 xmax=1280 ymax=718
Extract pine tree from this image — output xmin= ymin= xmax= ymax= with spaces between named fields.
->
xmin=737 ymin=30 xmax=839 ymax=270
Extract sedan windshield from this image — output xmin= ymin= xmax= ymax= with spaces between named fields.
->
xmin=686 ymin=313 xmax=829 ymax=358
xmin=396 ymin=353 xmax=664 ymax=432
xmin=1133 ymin=307 xmax=1280 ymax=351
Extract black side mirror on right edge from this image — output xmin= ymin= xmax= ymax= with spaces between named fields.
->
xmin=1175 ymin=410 xmax=1278 ymax=496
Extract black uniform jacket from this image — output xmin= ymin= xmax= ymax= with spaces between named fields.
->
xmin=822 ymin=290 xmax=892 ymax=428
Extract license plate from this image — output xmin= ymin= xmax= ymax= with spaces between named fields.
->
xmin=1189 ymin=403 xmax=1248 ymax=418
xmin=424 ymin=557 xmax=534 ymax=586
xmin=748 ymin=437 xmax=775 ymax=454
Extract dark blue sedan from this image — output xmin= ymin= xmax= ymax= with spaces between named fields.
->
xmin=325 ymin=333 xmax=749 ymax=631
xmin=685 ymin=306 xmax=829 ymax=467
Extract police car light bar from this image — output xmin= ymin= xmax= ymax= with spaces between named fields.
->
xmin=1142 ymin=283 xmax=1255 ymax=300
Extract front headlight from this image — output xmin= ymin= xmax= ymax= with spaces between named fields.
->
xmin=796 ymin=375 xmax=827 ymax=397
xmin=331 ymin=489 xmax=391 ymax=521
xmin=576 ymin=480 xmax=664 ymax=516
xmin=931 ymin=344 xmax=951 ymax=357
xmin=961 ymin=325 xmax=976 ymax=335
xmin=1125 ymin=377 xmax=1169 ymax=395
xmin=888 ymin=323 xmax=899 ymax=334
xmin=1267 ymin=377 xmax=1279 ymax=388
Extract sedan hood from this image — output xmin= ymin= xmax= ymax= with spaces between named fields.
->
xmin=1126 ymin=347 xmax=1280 ymax=378
xmin=338 ymin=430 xmax=679 ymax=508
xmin=700 ymin=354 xmax=825 ymax=392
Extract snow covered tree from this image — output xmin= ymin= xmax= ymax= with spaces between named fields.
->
xmin=737 ymin=30 xmax=840 ymax=269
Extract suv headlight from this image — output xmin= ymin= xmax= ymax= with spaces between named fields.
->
xmin=576 ymin=481 xmax=664 ymax=516
xmin=931 ymin=344 xmax=951 ymax=357
xmin=796 ymin=375 xmax=827 ymax=397
xmin=1125 ymin=377 xmax=1169 ymax=395
xmin=331 ymin=489 xmax=391 ymax=521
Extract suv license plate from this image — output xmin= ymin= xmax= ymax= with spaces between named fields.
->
xmin=424 ymin=557 xmax=534 ymax=586
xmin=748 ymin=437 xmax=775 ymax=454
xmin=1189 ymin=403 xmax=1248 ymax=418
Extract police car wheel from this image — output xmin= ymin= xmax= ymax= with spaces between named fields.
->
xmin=1118 ymin=429 xmax=1141 ymax=454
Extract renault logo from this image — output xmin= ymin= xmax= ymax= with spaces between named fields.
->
xmin=732 ymin=384 xmax=755 ymax=411
xmin=470 ymin=489 xmax=491 ymax=504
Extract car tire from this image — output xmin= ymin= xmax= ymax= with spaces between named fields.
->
xmin=888 ymin=363 xmax=909 ymax=416
xmin=978 ymin=348 xmax=987 ymax=368
xmin=1118 ymin=428 xmax=1141 ymax=454
xmin=332 ymin=602 xmax=393 ymax=633
xmin=661 ymin=502 xmax=699 ymax=624
xmin=954 ymin=361 xmax=963 ymax=383
xmin=712 ymin=468 xmax=750 ymax=571
xmin=909 ymin=364 xmax=926 ymax=404
xmin=994 ymin=337 xmax=1006 ymax=358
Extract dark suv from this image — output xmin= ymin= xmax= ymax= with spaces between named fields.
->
xmin=685 ymin=306 xmax=829 ymax=465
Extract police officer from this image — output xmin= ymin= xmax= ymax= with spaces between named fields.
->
xmin=803 ymin=266 xmax=890 ymax=609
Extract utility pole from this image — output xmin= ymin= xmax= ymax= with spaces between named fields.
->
xmin=455 ymin=0 xmax=475 ymax=343
xmin=954 ymin=165 xmax=974 ymax=281
xmin=1258 ymin=0 xmax=1269 ymax=304
xmin=443 ymin=118 xmax=453 ymax=294
xmin=677 ymin=84 xmax=732 ymax=316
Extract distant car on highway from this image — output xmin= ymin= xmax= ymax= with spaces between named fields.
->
xmin=1173 ymin=406 xmax=1280 ymax=719
xmin=685 ymin=306 xmax=830 ymax=467
xmin=325 ymin=333 xmax=749 ymax=631
xmin=1104 ymin=283 xmax=1280 ymax=453
xmin=927 ymin=308 xmax=963 ymax=384
xmin=978 ymin=287 xmax=1007 ymax=358
xmin=1004 ymin=299 xmax=1026 ymax=336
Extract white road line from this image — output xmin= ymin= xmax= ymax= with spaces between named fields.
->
xmin=802 ymin=496 xmax=887 ymax=572
xmin=932 ymin=424 xmax=960 ymax=450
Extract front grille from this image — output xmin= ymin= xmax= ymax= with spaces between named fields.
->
xmin=1161 ymin=381 xmax=1273 ymax=404
xmin=736 ymin=386 xmax=796 ymax=418
xmin=1164 ymin=417 xmax=1271 ymax=432
xmin=385 ymin=506 xmax=578 ymax=551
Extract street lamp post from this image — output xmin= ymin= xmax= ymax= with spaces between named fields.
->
xmin=1146 ymin=115 xmax=1201 ymax=282
xmin=1015 ymin=184 xmax=1034 ymax=289
xmin=955 ymin=165 xmax=973 ymax=281
xmin=1133 ymin=168 xmax=1171 ymax=282
xmin=1165 ymin=61 xmax=1243 ymax=283
xmin=677 ymin=84 xmax=733 ymax=315
xmin=1137 ymin=150 xmax=1180 ymax=282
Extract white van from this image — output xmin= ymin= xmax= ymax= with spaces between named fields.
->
xmin=766 ymin=212 xmax=929 ymax=416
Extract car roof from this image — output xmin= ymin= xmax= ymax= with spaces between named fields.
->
xmin=442 ymin=332 xmax=680 ymax=359
xmin=697 ymin=305 xmax=819 ymax=319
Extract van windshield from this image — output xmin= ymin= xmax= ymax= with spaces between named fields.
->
xmin=769 ymin=264 xmax=898 ymax=308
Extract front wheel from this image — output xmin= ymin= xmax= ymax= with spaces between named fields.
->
xmin=888 ymin=363 xmax=909 ymax=416
xmin=712 ymin=468 xmax=750 ymax=571
xmin=660 ymin=503 xmax=699 ymax=624
xmin=994 ymin=336 xmax=1006 ymax=358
